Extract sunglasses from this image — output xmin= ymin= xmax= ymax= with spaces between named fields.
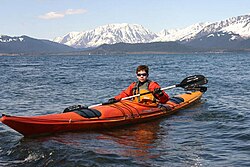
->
xmin=137 ymin=73 xmax=148 ymax=77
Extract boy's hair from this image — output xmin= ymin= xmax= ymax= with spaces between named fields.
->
xmin=136 ymin=65 xmax=149 ymax=74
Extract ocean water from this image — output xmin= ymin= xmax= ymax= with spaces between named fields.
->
xmin=0 ymin=53 xmax=250 ymax=166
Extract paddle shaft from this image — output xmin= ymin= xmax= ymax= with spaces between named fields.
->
xmin=88 ymin=85 xmax=176 ymax=108
xmin=120 ymin=85 xmax=176 ymax=100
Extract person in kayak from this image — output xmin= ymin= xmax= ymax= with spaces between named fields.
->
xmin=108 ymin=65 xmax=169 ymax=104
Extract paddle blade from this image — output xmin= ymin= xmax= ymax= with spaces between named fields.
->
xmin=177 ymin=75 xmax=208 ymax=89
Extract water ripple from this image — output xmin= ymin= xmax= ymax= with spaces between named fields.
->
xmin=1 ymin=53 xmax=250 ymax=166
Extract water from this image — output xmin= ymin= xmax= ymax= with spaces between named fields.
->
xmin=0 ymin=53 xmax=250 ymax=166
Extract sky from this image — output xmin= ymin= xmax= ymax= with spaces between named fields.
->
xmin=1 ymin=0 xmax=250 ymax=40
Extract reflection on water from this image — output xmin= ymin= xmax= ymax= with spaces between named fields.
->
xmin=4 ymin=120 xmax=164 ymax=166
xmin=97 ymin=121 xmax=162 ymax=160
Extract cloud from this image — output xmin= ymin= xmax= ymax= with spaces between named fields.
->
xmin=39 ymin=12 xmax=65 ymax=20
xmin=39 ymin=9 xmax=87 ymax=20
xmin=65 ymin=9 xmax=86 ymax=15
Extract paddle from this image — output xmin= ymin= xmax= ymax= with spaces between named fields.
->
xmin=87 ymin=74 xmax=207 ymax=108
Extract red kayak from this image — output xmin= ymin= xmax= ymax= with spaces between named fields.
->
xmin=1 ymin=90 xmax=205 ymax=137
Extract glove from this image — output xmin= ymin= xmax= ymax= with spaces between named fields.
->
xmin=108 ymin=98 xmax=119 ymax=104
xmin=153 ymin=88 xmax=164 ymax=97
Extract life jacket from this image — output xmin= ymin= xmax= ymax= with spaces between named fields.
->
xmin=132 ymin=80 xmax=156 ymax=103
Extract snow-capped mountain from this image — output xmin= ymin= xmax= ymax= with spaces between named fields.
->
xmin=0 ymin=35 xmax=25 ymax=42
xmin=54 ymin=14 xmax=250 ymax=48
xmin=0 ymin=35 xmax=75 ymax=54
xmin=53 ymin=32 xmax=82 ymax=45
xmin=193 ymin=14 xmax=250 ymax=40
xmin=54 ymin=23 xmax=157 ymax=48
xmin=154 ymin=22 xmax=210 ymax=42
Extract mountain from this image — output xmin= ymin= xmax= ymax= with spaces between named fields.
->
xmin=186 ymin=31 xmax=243 ymax=49
xmin=54 ymin=23 xmax=157 ymax=48
xmin=1 ymin=14 xmax=250 ymax=54
xmin=238 ymin=39 xmax=250 ymax=49
xmin=158 ymin=14 xmax=250 ymax=43
xmin=54 ymin=14 xmax=250 ymax=49
xmin=154 ymin=22 xmax=210 ymax=42
xmin=0 ymin=35 xmax=75 ymax=55
xmin=193 ymin=14 xmax=250 ymax=40
xmin=91 ymin=41 xmax=194 ymax=54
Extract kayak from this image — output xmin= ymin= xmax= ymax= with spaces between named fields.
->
xmin=1 ymin=90 xmax=205 ymax=137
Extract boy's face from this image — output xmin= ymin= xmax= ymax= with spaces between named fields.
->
xmin=136 ymin=70 xmax=148 ymax=82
